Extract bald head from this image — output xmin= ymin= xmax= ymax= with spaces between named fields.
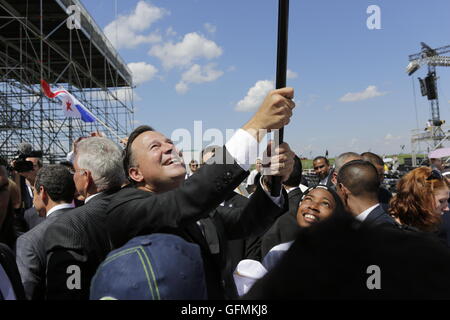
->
xmin=337 ymin=160 xmax=380 ymax=198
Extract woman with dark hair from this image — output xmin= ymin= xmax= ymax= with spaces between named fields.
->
xmin=295 ymin=185 xmax=345 ymax=228
xmin=233 ymin=185 xmax=345 ymax=296
xmin=389 ymin=167 xmax=450 ymax=232
xmin=262 ymin=185 xmax=345 ymax=267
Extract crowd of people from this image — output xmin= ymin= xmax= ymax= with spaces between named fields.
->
xmin=2 ymin=87 xmax=450 ymax=300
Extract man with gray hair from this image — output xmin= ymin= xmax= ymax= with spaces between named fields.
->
xmin=330 ymin=152 xmax=362 ymax=186
xmin=44 ymin=137 xmax=126 ymax=300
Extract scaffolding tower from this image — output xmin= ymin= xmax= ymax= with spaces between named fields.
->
xmin=0 ymin=0 xmax=134 ymax=163
xmin=407 ymin=42 xmax=450 ymax=166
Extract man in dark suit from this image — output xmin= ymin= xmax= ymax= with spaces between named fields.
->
xmin=106 ymin=127 xmax=292 ymax=299
xmin=16 ymin=165 xmax=75 ymax=300
xmin=336 ymin=160 xmax=397 ymax=228
xmin=13 ymin=153 xmax=43 ymax=236
xmin=44 ymin=87 xmax=296 ymax=300
xmin=106 ymin=89 xmax=295 ymax=299
xmin=261 ymin=155 xmax=304 ymax=256
xmin=361 ymin=151 xmax=393 ymax=205
xmin=43 ymin=137 xmax=126 ymax=300
xmin=223 ymin=193 xmax=263 ymax=271
xmin=312 ymin=156 xmax=333 ymax=187
xmin=199 ymin=145 xmax=262 ymax=274
xmin=198 ymin=146 xmax=264 ymax=294
xmin=23 ymin=207 xmax=45 ymax=230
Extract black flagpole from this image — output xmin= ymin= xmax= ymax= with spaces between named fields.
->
xmin=271 ymin=0 xmax=289 ymax=196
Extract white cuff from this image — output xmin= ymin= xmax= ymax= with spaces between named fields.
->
xmin=225 ymin=129 xmax=258 ymax=171
xmin=259 ymin=176 xmax=284 ymax=207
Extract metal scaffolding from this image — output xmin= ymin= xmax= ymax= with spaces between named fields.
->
xmin=0 ymin=0 xmax=133 ymax=163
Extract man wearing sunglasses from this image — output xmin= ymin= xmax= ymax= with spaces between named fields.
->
xmin=186 ymin=160 xmax=199 ymax=179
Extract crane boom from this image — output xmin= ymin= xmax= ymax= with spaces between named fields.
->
xmin=409 ymin=44 xmax=450 ymax=61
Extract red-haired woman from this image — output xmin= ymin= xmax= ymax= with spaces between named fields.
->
xmin=389 ymin=167 xmax=450 ymax=232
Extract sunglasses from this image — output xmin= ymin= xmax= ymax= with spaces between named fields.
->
xmin=427 ymin=169 xmax=444 ymax=181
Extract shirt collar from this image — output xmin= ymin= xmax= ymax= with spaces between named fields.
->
xmin=319 ymin=176 xmax=329 ymax=185
xmin=355 ymin=203 xmax=380 ymax=222
xmin=46 ymin=203 xmax=74 ymax=218
xmin=84 ymin=192 xmax=103 ymax=204
xmin=286 ymin=186 xmax=300 ymax=194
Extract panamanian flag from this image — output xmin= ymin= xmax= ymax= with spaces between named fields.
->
xmin=40 ymin=80 xmax=96 ymax=123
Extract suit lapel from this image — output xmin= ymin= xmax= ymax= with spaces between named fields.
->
xmin=288 ymin=187 xmax=302 ymax=199
xmin=184 ymin=223 xmax=211 ymax=253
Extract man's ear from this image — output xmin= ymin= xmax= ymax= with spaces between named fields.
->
xmin=128 ymin=167 xmax=144 ymax=184
xmin=85 ymin=170 xmax=95 ymax=191
xmin=331 ymin=171 xmax=338 ymax=185
xmin=39 ymin=186 xmax=48 ymax=204
xmin=339 ymin=183 xmax=351 ymax=199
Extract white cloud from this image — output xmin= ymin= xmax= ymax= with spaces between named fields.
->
xmin=116 ymin=88 xmax=141 ymax=102
xmin=175 ymin=63 xmax=224 ymax=94
xmin=127 ymin=62 xmax=158 ymax=86
xmin=149 ymin=32 xmax=222 ymax=69
xmin=384 ymin=133 xmax=402 ymax=144
xmin=104 ymin=1 xmax=167 ymax=49
xmin=287 ymin=69 xmax=298 ymax=79
xmin=86 ymin=88 xmax=140 ymax=103
xmin=204 ymin=23 xmax=217 ymax=34
xmin=166 ymin=26 xmax=177 ymax=37
xmin=227 ymin=66 xmax=236 ymax=72
xmin=175 ymin=82 xmax=189 ymax=94
xmin=235 ymin=80 xmax=274 ymax=112
xmin=339 ymin=85 xmax=387 ymax=102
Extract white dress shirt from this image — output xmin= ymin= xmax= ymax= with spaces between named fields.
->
xmin=226 ymin=129 xmax=283 ymax=206
xmin=355 ymin=203 xmax=380 ymax=222
xmin=84 ymin=192 xmax=103 ymax=204
xmin=46 ymin=203 xmax=75 ymax=218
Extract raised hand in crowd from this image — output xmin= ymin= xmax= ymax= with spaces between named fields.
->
xmin=262 ymin=140 xmax=295 ymax=182
xmin=243 ymin=87 xmax=295 ymax=142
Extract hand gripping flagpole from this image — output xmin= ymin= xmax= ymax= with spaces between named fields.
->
xmin=271 ymin=0 xmax=290 ymax=196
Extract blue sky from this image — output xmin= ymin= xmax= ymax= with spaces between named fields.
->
xmin=82 ymin=0 xmax=450 ymax=158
